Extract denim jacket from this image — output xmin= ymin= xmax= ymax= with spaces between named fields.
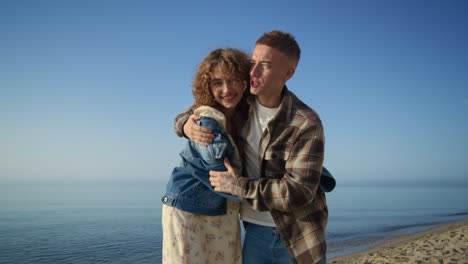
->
xmin=162 ymin=106 xmax=243 ymax=216
xmin=320 ymin=166 xmax=335 ymax=192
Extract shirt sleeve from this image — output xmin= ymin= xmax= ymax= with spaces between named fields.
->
xmin=174 ymin=107 xmax=194 ymax=138
xmin=232 ymin=124 xmax=324 ymax=212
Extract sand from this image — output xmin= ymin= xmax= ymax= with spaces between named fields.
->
xmin=329 ymin=220 xmax=468 ymax=264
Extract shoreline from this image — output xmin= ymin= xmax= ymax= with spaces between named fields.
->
xmin=329 ymin=220 xmax=468 ymax=264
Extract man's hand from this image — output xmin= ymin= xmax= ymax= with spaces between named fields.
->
xmin=183 ymin=114 xmax=214 ymax=147
xmin=209 ymin=158 xmax=239 ymax=195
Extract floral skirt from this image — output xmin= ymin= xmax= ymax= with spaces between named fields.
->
xmin=162 ymin=201 xmax=242 ymax=264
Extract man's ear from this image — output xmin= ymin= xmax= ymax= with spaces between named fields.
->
xmin=284 ymin=67 xmax=296 ymax=82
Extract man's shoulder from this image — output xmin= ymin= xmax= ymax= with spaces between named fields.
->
xmin=286 ymin=90 xmax=322 ymax=127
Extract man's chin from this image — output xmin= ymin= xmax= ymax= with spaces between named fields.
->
xmin=250 ymin=87 xmax=262 ymax=95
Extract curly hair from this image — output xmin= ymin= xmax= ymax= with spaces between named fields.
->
xmin=192 ymin=48 xmax=251 ymax=110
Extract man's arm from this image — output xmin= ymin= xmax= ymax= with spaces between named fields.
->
xmin=174 ymin=107 xmax=214 ymax=146
xmin=211 ymin=124 xmax=324 ymax=213
xmin=174 ymin=107 xmax=193 ymax=137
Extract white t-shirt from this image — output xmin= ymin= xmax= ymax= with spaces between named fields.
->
xmin=240 ymin=99 xmax=278 ymax=227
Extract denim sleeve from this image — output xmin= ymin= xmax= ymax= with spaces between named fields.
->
xmin=319 ymin=166 xmax=336 ymax=192
xmin=191 ymin=118 xmax=233 ymax=162
xmin=185 ymin=138 xmax=244 ymax=202
xmin=187 ymin=117 xmax=244 ymax=202
xmin=210 ymin=132 xmax=233 ymax=160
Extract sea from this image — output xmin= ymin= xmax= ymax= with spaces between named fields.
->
xmin=1 ymin=182 xmax=467 ymax=263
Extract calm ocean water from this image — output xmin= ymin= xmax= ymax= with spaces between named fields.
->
xmin=1 ymin=183 xmax=467 ymax=263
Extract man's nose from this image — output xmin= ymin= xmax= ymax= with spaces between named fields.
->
xmin=250 ymin=63 xmax=260 ymax=77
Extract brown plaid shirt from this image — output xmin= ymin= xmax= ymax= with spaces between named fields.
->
xmin=175 ymin=87 xmax=328 ymax=264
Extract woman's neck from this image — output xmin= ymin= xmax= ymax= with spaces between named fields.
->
xmin=221 ymin=108 xmax=235 ymax=133
xmin=221 ymin=108 xmax=235 ymax=120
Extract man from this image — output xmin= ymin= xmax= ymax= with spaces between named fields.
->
xmin=175 ymin=31 xmax=330 ymax=264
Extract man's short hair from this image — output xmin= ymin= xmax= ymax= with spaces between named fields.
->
xmin=256 ymin=30 xmax=301 ymax=66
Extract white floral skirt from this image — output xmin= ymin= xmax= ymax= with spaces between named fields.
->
xmin=162 ymin=201 xmax=242 ymax=264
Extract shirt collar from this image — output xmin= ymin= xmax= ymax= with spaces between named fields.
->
xmin=247 ymin=85 xmax=292 ymax=125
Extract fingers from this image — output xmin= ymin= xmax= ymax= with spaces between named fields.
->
xmin=183 ymin=114 xmax=214 ymax=146
xmin=209 ymin=174 xmax=224 ymax=192
xmin=223 ymin=158 xmax=239 ymax=178
xmin=223 ymin=158 xmax=232 ymax=172
xmin=209 ymin=174 xmax=219 ymax=189
xmin=191 ymin=114 xmax=202 ymax=121
xmin=209 ymin=170 xmax=219 ymax=177
xmin=209 ymin=171 xmax=233 ymax=194
xmin=191 ymin=115 xmax=212 ymax=134
xmin=209 ymin=171 xmax=222 ymax=185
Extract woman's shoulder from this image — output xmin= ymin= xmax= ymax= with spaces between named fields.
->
xmin=194 ymin=106 xmax=227 ymax=130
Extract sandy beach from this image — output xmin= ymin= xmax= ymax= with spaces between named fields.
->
xmin=330 ymin=220 xmax=468 ymax=264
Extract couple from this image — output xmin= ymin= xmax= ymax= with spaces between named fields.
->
xmin=162 ymin=30 xmax=335 ymax=264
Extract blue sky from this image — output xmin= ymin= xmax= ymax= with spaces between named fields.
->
xmin=2 ymin=0 xmax=467 ymax=185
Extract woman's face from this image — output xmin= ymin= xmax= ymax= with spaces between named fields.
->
xmin=210 ymin=66 xmax=245 ymax=109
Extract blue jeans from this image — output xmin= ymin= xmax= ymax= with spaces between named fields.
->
xmin=242 ymin=222 xmax=326 ymax=264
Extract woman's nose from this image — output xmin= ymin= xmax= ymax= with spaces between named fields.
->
xmin=223 ymin=81 xmax=234 ymax=91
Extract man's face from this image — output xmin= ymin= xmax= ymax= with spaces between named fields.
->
xmin=250 ymin=44 xmax=295 ymax=107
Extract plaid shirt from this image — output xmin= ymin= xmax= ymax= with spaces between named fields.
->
xmin=174 ymin=87 xmax=328 ymax=264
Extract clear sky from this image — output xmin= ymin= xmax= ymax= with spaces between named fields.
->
xmin=2 ymin=0 xmax=467 ymax=185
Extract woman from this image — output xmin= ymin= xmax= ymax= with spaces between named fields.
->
xmin=161 ymin=48 xmax=250 ymax=264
